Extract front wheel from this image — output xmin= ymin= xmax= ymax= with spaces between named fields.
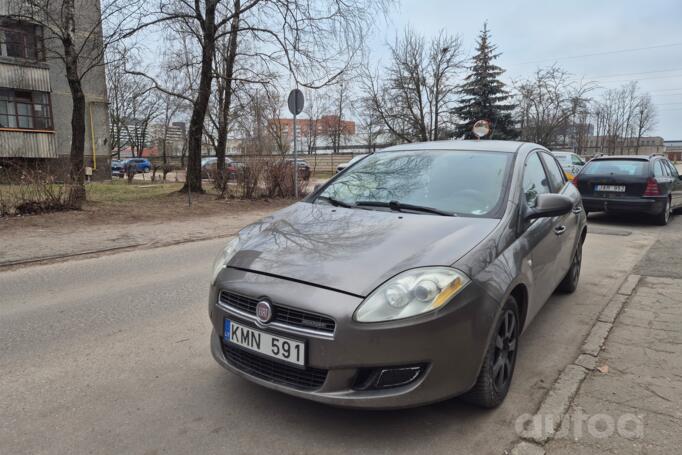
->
xmin=143 ymin=167 xmax=150 ymax=173
xmin=462 ymin=296 xmax=520 ymax=408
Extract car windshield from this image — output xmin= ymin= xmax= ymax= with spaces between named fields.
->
xmin=581 ymin=160 xmax=648 ymax=177
xmin=316 ymin=149 xmax=513 ymax=217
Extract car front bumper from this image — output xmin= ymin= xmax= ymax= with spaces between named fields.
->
xmin=209 ymin=267 xmax=499 ymax=409
xmin=582 ymin=196 xmax=666 ymax=214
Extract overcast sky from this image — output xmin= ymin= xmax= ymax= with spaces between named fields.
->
xmin=367 ymin=0 xmax=682 ymax=139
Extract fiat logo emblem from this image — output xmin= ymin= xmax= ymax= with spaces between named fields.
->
xmin=256 ymin=300 xmax=273 ymax=323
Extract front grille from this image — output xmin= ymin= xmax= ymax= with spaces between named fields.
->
xmin=222 ymin=343 xmax=327 ymax=390
xmin=219 ymin=291 xmax=336 ymax=334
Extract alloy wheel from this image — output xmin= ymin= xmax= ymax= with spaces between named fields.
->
xmin=493 ymin=310 xmax=518 ymax=392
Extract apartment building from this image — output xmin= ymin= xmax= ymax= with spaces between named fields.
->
xmin=0 ymin=3 xmax=109 ymax=179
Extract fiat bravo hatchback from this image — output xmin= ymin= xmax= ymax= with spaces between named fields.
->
xmin=209 ymin=141 xmax=587 ymax=409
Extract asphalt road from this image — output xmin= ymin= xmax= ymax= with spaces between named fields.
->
xmin=0 ymin=217 xmax=664 ymax=455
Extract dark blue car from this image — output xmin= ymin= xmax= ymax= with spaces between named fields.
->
xmin=123 ymin=158 xmax=152 ymax=174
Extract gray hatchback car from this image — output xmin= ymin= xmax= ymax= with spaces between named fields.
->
xmin=209 ymin=140 xmax=587 ymax=409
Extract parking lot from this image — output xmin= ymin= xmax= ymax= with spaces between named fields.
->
xmin=1 ymin=212 xmax=674 ymax=454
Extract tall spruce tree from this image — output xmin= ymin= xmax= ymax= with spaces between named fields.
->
xmin=454 ymin=23 xmax=516 ymax=139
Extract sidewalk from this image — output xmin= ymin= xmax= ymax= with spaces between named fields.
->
xmin=545 ymin=275 xmax=682 ymax=453
xmin=0 ymin=202 xmax=287 ymax=267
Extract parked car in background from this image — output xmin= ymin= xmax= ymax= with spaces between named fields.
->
xmin=111 ymin=159 xmax=125 ymax=177
xmin=201 ymin=157 xmax=243 ymax=180
xmin=336 ymin=154 xmax=368 ymax=173
xmin=574 ymin=154 xmax=682 ymax=225
xmin=124 ymin=158 xmax=152 ymax=174
xmin=209 ymin=140 xmax=587 ymax=409
xmin=552 ymin=151 xmax=585 ymax=180
xmin=285 ymin=158 xmax=311 ymax=180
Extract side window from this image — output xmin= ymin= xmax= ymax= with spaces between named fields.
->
xmin=572 ymin=154 xmax=584 ymax=165
xmin=653 ymin=161 xmax=666 ymax=178
xmin=664 ymin=160 xmax=679 ymax=178
xmin=540 ymin=152 xmax=566 ymax=192
xmin=523 ymin=153 xmax=551 ymax=208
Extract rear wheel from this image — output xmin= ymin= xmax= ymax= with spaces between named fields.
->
xmin=654 ymin=198 xmax=671 ymax=226
xmin=462 ymin=297 xmax=519 ymax=408
xmin=557 ymin=241 xmax=583 ymax=293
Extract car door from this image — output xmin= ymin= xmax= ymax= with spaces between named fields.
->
xmin=663 ymin=160 xmax=682 ymax=209
xmin=540 ymin=151 xmax=581 ymax=278
xmin=520 ymin=152 xmax=564 ymax=322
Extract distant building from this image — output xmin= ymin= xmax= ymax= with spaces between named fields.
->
xmin=583 ymin=136 xmax=665 ymax=157
xmin=271 ymin=115 xmax=356 ymax=144
xmin=0 ymin=7 xmax=109 ymax=179
xmin=664 ymin=140 xmax=682 ymax=162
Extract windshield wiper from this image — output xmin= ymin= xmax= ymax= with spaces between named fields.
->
xmin=317 ymin=196 xmax=354 ymax=208
xmin=355 ymin=200 xmax=456 ymax=216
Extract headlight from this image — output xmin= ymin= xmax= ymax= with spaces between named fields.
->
xmin=211 ymin=238 xmax=240 ymax=284
xmin=354 ymin=267 xmax=470 ymax=323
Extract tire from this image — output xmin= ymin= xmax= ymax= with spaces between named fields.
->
xmin=653 ymin=198 xmax=671 ymax=226
xmin=143 ymin=167 xmax=150 ymax=173
xmin=557 ymin=240 xmax=583 ymax=293
xmin=462 ymin=296 xmax=520 ymax=408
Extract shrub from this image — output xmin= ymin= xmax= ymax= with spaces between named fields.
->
xmin=0 ymin=163 xmax=80 ymax=217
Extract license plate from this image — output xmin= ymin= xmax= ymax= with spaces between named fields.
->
xmin=224 ymin=319 xmax=305 ymax=366
xmin=595 ymin=184 xmax=625 ymax=192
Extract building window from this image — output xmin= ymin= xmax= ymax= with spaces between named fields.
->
xmin=0 ymin=20 xmax=42 ymax=60
xmin=0 ymin=88 xmax=53 ymax=130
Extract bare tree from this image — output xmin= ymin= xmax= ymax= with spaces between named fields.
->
xmin=634 ymin=93 xmax=657 ymax=153
xmin=300 ymin=88 xmax=328 ymax=154
xmin=362 ymin=28 xmax=463 ymax=143
xmin=123 ymin=87 xmax=160 ymax=157
xmin=515 ymin=65 xmax=594 ymax=147
xmin=586 ymin=82 xmax=656 ymax=155
xmin=326 ymin=80 xmax=351 ymax=153
xmin=124 ymin=0 xmax=389 ymax=194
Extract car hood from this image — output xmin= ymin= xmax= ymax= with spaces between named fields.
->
xmin=228 ymin=202 xmax=499 ymax=297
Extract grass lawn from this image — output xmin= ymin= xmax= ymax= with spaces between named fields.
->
xmin=86 ymin=181 xmax=188 ymax=203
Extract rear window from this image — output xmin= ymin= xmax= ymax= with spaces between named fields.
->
xmin=581 ymin=160 xmax=649 ymax=177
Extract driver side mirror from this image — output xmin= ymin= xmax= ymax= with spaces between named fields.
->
xmin=525 ymin=193 xmax=573 ymax=220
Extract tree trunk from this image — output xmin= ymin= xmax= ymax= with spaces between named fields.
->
xmin=182 ymin=0 xmax=219 ymax=194
xmin=62 ymin=0 xmax=86 ymax=205
xmin=215 ymin=0 xmax=240 ymax=176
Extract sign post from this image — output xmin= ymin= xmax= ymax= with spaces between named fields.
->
xmin=287 ymin=89 xmax=305 ymax=199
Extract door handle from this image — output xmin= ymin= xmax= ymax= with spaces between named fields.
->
xmin=572 ymin=206 xmax=582 ymax=214
xmin=554 ymin=225 xmax=567 ymax=235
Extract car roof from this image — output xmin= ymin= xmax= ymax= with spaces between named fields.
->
xmin=592 ymin=155 xmax=652 ymax=161
xmin=551 ymin=151 xmax=573 ymax=156
xmin=379 ymin=140 xmax=539 ymax=154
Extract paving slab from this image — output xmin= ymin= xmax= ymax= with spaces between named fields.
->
xmin=545 ymin=276 xmax=682 ymax=454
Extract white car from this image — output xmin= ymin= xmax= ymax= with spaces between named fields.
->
xmin=336 ymin=154 xmax=368 ymax=173
xmin=551 ymin=151 xmax=586 ymax=180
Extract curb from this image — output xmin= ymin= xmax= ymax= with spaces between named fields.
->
xmin=510 ymin=273 xmax=640 ymax=452
xmin=0 ymin=233 xmax=237 ymax=270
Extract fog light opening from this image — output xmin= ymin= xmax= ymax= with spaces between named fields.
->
xmin=353 ymin=365 xmax=425 ymax=390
